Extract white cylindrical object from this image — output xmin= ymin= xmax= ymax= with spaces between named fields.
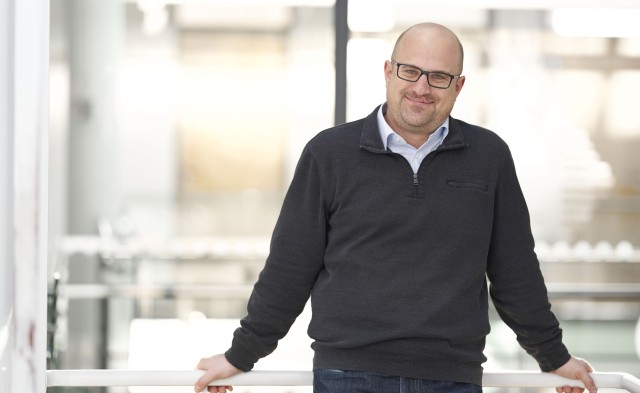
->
xmin=46 ymin=370 xmax=313 ymax=387
xmin=45 ymin=370 xmax=640 ymax=392
xmin=623 ymin=372 xmax=640 ymax=393
xmin=482 ymin=371 xmax=620 ymax=388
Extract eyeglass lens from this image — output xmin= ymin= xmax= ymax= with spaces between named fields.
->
xmin=397 ymin=64 xmax=452 ymax=88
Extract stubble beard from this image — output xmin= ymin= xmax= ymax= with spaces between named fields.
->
xmin=399 ymin=101 xmax=444 ymax=138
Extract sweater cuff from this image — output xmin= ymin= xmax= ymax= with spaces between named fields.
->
xmin=224 ymin=345 xmax=257 ymax=372
xmin=536 ymin=343 xmax=572 ymax=372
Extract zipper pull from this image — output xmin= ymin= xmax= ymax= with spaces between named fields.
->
xmin=413 ymin=173 xmax=419 ymax=186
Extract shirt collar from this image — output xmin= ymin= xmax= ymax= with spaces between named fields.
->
xmin=376 ymin=103 xmax=450 ymax=150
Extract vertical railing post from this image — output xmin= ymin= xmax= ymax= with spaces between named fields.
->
xmin=334 ymin=0 xmax=349 ymax=126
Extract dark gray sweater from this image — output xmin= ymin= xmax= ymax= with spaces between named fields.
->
xmin=225 ymin=106 xmax=570 ymax=385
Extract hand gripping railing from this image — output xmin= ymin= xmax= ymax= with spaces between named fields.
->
xmin=45 ymin=370 xmax=640 ymax=392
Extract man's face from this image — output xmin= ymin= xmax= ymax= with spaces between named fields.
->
xmin=384 ymin=28 xmax=465 ymax=138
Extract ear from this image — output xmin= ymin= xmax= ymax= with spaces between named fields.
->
xmin=455 ymin=75 xmax=466 ymax=93
xmin=384 ymin=60 xmax=393 ymax=86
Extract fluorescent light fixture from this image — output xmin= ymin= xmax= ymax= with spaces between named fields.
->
xmin=551 ymin=8 xmax=640 ymax=37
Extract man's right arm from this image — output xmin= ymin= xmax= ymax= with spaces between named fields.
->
xmin=193 ymin=146 xmax=329 ymax=391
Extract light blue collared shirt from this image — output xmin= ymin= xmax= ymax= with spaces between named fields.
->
xmin=376 ymin=104 xmax=449 ymax=174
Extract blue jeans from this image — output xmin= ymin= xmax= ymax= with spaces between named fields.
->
xmin=313 ymin=369 xmax=482 ymax=393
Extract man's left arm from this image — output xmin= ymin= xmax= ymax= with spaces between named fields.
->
xmin=486 ymin=147 xmax=596 ymax=393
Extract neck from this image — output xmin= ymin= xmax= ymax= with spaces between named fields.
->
xmin=395 ymin=128 xmax=437 ymax=148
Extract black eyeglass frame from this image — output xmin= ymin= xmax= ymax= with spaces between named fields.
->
xmin=390 ymin=60 xmax=461 ymax=89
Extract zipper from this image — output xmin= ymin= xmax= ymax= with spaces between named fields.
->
xmin=361 ymin=142 xmax=466 ymax=199
xmin=412 ymin=173 xmax=420 ymax=198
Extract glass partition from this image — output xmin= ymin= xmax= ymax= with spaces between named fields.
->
xmin=48 ymin=2 xmax=640 ymax=392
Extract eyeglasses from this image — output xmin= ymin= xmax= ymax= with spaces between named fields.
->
xmin=390 ymin=60 xmax=459 ymax=89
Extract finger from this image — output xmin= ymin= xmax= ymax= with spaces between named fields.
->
xmin=580 ymin=369 xmax=597 ymax=393
xmin=205 ymin=383 xmax=232 ymax=393
xmin=585 ymin=375 xmax=597 ymax=392
xmin=561 ymin=385 xmax=575 ymax=393
xmin=195 ymin=371 xmax=215 ymax=393
xmin=194 ymin=376 xmax=208 ymax=392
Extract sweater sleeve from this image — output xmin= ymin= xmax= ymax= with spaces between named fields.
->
xmin=486 ymin=147 xmax=571 ymax=372
xmin=225 ymin=146 xmax=328 ymax=371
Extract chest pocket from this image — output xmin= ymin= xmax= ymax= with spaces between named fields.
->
xmin=447 ymin=180 xmax=489 ymax=192
xmin=436 ymin=178 xmax=492 ymax=241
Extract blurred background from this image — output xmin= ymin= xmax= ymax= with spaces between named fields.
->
xmin=45 ymin=0 xmax=640 ymax=392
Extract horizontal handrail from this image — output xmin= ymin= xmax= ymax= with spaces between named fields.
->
xmin=59 ymin=282 xmax=640 ymax=301
xmin=46 ymin=370 xmax=640 ymax=392
xmin=61 ymin=283 xmax=253 ymax=299
xmin=546 ymin=282 xmax=640 ymax=301
xmin=57 ymin=235 xmax=640 ymax=263
xmin=59 ymin=235 xmax=270 ymax=260
xmin=46 ymin=370 xmax=311 ymax=387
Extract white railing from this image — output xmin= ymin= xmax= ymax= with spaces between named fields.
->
xmin=58 ymin=282 xmax=640 ymax=301
xmin=46 ymin=370 xmax=640 ymax=392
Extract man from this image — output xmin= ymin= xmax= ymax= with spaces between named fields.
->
xmin=194 ymin=22 xmax=597 ymax=393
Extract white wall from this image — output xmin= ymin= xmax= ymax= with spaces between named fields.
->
xmin=0 ymin=0 xmax=49 ymax=392
xmin=0 ymin=0 xmax=15 ymax=390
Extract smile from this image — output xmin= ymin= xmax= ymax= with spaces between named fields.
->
xmin=405 ymin=95 xmax=435 ymax=105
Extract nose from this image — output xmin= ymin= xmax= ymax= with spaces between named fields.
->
xmin=413 ymin=74 xmax=432 ymax=94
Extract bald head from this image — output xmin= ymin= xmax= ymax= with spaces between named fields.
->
xmin=391 ymin=23 xmax=464 ymax=74
xmin=383 ymin=22 xmax=466 ymax=143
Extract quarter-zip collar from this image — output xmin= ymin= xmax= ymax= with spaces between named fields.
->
xmin=359 ymin=104 xmax=466 ymax=154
